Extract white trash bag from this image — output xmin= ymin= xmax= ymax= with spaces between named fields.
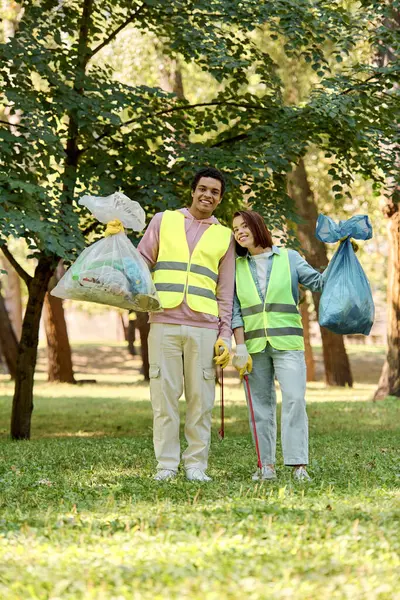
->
xmin=51 ymin=192 xmax=162 ymax=312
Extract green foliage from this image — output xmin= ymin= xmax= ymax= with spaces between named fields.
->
xmin=0 ymin=0 xmax=398 ymax=260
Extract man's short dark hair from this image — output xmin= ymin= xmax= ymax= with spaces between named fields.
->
xmin=191 ymin=167 xmax=226 ymax=197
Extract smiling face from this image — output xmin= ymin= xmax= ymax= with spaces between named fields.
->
xmin=190 ymin=177 xmax=222 ymax=219
xmin=232 ymin=215 xmax=256 ymax=250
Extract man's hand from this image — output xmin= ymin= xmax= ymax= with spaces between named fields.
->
xmin=214 ymin=338 xmax=231 ymax=369
xmin=232 ymin=344 xmax=253 ymax=379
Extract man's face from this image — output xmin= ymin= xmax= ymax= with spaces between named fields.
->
xmin=190 ymin=177 xmax=222 ymax=217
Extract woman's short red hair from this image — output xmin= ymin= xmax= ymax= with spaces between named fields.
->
xmin=233 ymin=210 xmax=273 ymax=256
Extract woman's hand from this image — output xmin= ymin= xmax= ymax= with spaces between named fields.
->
xmin=232 ymin=344 xmax=253 ymax=379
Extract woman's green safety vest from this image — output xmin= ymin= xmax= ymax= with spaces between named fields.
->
xmin=236 ymin=249 xmax=304 ymax=353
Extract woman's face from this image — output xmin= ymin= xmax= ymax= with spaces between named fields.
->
xmin=232 ymin=216 xmax=255 ymax=250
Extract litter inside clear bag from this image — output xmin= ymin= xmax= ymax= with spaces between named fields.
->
xmin=51 ymin=193 xmax=161 ymax=312
xmin=316 ymin=214 xmax=374 ymax=335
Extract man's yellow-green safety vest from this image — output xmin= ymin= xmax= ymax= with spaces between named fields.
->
xmin=236 ymin=249 xmax=304 ymax=352
xmin=153 ymin=210 xmax=231 ymax=317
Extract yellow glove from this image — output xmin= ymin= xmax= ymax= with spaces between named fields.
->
xmin=214 ymin=338 xmax=230 ymax=369
xmin=232 ymin=344 xmax=253 ymax=379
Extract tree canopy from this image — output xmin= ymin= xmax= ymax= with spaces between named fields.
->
xmin=1 ymin=0 xmax=398 ymax=263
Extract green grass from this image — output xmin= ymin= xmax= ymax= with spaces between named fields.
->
xmin=0 ymin=345 xmax=399 ymax=599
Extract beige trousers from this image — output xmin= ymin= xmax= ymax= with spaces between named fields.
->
xmin=148 ymin=323 xmax=218 ymax=471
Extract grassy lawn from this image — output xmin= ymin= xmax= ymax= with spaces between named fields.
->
xmin=0 ymin=345 xmax=399 ymax=599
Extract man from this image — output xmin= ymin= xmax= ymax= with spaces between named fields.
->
xmin=138 ymin=167 xmax=235 ymax=482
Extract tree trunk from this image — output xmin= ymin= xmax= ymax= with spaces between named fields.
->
xmin=136 ymin=312 xmax=150 ymax=381
xmin=120 ymin=311 xmax=137 ymax=355
xmin=158 ymin=56 xmax=185 ymax=99
xmin=1 ymin=259 xmax=23 ymax=339
xmin=299 ymin=288 xmax=315 ymax=381
xmin=0 ymin=282 xmax=18 ymax=379
xmin=288 ymin=158 xmax=353 ymax=387
xmin=11 ymin=257 xmax=55 ymax=439
xmin=0 ymin=341 xmax=5 ymax=373
xmin=43 ymin=292 xmax=75 ymax=383
xmin=1 ymin=0 xmax=22 ymax=41
xmin=127 ymin=312 xmax=137 ymax=356
xmin=373 ymin=11 xmax=400 ymax=400
xmin=312 ymin=292 xmax=353 ymax=387
xmin=374 ymin=199 xmax=400 ymax=399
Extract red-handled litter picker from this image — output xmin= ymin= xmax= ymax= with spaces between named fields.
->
xmin=244 ymin=373 xmax=262 ymax=473
xmin=218 ymin=367 xmax=224 ymax=440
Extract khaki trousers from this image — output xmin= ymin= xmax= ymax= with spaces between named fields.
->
xmin=148 ymin=323 xmax=218 ymax=471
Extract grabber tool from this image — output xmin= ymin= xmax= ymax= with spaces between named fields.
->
xmin=218 ymin=367 xmax=225 ymax=440
xmin=244 ymin=374 xmax=262 ymax=471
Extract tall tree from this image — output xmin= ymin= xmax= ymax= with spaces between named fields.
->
xmin=43 ymin=296 xmax=75 ymax=384
xmin=43 ymin=265 xmax=75 ymax=384
xmin=288 ymin=159 xmax=353 ymax=386
xmin=373 ymin=5 xmax=400 ymax=400
xmin=374 ymin=193 xmax=400 ymax=398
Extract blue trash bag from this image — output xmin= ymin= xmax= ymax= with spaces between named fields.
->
xmin=315 ymin=214 xmax=375 ymax=335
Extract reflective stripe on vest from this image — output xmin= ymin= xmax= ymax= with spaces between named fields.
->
xmin=236 ymin=249 xmax=304 ymax=352
xmin=153 ymin=211 xmax=231 ymax=316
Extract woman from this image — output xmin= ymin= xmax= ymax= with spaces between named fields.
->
xmin=231 ymin=210 xmax=325 ymax=482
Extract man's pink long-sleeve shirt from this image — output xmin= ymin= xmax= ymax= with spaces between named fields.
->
xmin=137 ymin=208 xmax=235 ymax=339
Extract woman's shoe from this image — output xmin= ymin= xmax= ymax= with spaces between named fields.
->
xmin=252 ymin=465 xmax=277 ymax=481
xmin=293 ymin=466 xmax=311 ymax=481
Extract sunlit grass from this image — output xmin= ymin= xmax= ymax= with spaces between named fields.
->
xmin=0 ymin=344 xmax=398 ymax=599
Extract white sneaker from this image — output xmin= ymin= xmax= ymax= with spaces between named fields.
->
xmin=186 ymin=468 xmax=212 ymax=482
xmin=293 ymin=467 xmax=311 ymax=482
xmin=252 ymin=466 xmax=277 ymax=481
xmin=153 ymin=469 xmax=177 ymax=481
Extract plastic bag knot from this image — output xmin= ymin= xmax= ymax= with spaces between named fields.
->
xmin=339 ymin=235 xmax=359 ymax=253
xmin=104 ymin=219 xmax=124 ymax=237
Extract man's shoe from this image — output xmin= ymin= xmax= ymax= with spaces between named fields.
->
xmin=186 ymin=468 xmax=212 ymax=482
xmin=293 ymin=466 xmax=311 ymax=482
xmin=252 ymin=466 xmax=277 ymax=481
xmin=153 ymin=469 xmax=177 ymax=481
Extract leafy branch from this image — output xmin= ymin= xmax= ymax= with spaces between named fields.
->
xmin=0 ymin=119 xmax=28 ymax=130
xmin=88 ymin=4 xmax=145 ymax=60
xmin=341 ymin=72 xmax=385 ymax=95
xmin=0 ymin=245 xmax=32 ymax=286
xmin=79 ymin=100 xmax=276 ymax=154
xmin=154 ymin=101 xmax=274 ymax=116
